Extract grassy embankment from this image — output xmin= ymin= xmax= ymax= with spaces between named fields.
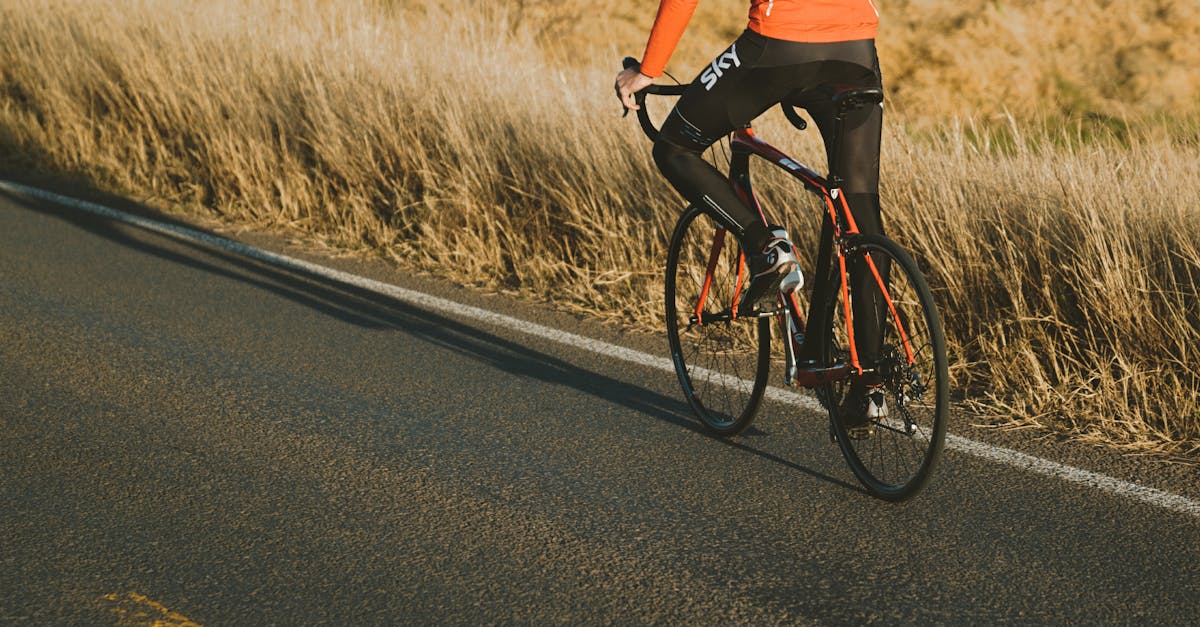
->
xmin=1 ymin=0 xmax=1198 ymax=460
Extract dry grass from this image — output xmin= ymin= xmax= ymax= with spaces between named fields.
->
xmin=497 ymin=0 xmax=1200 ymax=124
xmin=1 ymin=0 xmax=1198 ymax=460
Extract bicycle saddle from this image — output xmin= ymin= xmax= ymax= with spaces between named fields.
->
xmin=824 ymin=83 xmax=884 ymax=111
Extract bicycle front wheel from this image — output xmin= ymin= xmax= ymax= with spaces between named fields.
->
xmin=665 ymin=205 xmax=771 ymax=436
xmin=821 ymin=234 xmax=948 ymax=501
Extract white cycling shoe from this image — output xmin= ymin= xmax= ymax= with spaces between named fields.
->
xmin=740 ymin=226 xmax=803 ymax=312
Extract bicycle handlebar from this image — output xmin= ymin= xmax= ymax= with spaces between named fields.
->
xmin=620 ymin=57 xmax=808 ymax=141
xmin=621 ymin=57 xmax=687 ymax=141
xmin=780 ymin=102 xmax=808 ymax=131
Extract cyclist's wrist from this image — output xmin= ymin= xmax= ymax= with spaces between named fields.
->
xmin=638 ymin=63 xmax=664 ymax=79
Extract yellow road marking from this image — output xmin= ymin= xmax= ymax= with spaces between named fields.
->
xmin=102 ymin=592 xmax=201 ymax=627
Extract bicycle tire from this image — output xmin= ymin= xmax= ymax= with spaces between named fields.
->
xmin=819 ymin=233 xmax=948 ymax=501
xmin=665 ymin=205 xmax=772 ymax=436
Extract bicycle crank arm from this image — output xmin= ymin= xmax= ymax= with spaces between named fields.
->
xmin=789 ymin=362 xmax=852 ymax=388
xmin=692 ymin=309 xmax=779 ymax=326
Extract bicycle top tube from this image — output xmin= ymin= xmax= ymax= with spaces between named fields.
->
xmin=724 ymin=127 xmax=866 ymax=241
xmin=729 ymin=128 xmax=828 ymax=195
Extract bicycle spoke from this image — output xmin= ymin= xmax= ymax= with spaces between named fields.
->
xmin=666 ymin=207 xmax=771 ymax=435
xmin=823 ymin=234 xmax=948 ymax=501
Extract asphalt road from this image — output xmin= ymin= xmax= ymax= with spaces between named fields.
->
xmin=2 ymin=184 xmax=1198 ymax=624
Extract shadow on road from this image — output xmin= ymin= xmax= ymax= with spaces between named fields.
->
xmin=2 ymin=186 xmax=864 ymax=495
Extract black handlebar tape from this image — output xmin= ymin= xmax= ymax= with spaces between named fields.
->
xmin=642 ymin=83 xmax=687 ymax=96
xmin=781 ymin=103 xmax=808 ymax=130
xmin=635 ymin=94 xmax=658 ymax=140
xmin=619 ymin=58 xmax=689 ymax=140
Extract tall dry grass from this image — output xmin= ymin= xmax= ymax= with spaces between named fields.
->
xmin=1 ymin=0 xmax=1198 ymax=459
xmin=522 ymin=0 xmax=1200 ymax=125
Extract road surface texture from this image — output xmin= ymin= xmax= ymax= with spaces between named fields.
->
xmin=2 ymin=181 xmax=1198 ymax=624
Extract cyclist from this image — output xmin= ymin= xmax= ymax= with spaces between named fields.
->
xmin=615 ymin=0 xmax=886 ymax=437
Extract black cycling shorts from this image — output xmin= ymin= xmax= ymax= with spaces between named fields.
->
xmin=653 ymin=28 xmax=884 ymax=247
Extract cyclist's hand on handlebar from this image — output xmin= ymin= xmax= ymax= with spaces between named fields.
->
xmin=614 ymin=67 xmax=653 ymax=113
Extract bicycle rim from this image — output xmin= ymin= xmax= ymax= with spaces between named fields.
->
xmin=821 ymin=234 xmax=948 ymax=500
xmin=665 ymin=205 xmax=771 ymax=436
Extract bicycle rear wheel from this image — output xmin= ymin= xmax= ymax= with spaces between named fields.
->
xmin=820 ymin=234 xmax=948 ymax=501
xmin=665 ymin=205 xmax=771 ymax=436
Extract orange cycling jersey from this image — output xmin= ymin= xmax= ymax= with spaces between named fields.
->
xmin=640 ymin=0 xmax=880 ymax=77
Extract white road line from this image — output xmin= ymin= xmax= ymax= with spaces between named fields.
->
xmin=4 ymin=179 xmax=1197 ymax=518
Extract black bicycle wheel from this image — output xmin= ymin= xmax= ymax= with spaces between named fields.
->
xmin=819 ymin=233 xmax=948 ymax=501
xmin=665 ymin=205 xmax=772 ymax=436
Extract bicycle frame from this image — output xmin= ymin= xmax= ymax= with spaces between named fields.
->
xmin=691 ymin=126 xmax=916 ymax=388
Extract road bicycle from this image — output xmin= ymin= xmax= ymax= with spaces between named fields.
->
xmin=621 ymin=58 xmax=948 ymax=501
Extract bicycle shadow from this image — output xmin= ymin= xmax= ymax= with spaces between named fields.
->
xmin=2 ymin=185 xmax=865 ymax=496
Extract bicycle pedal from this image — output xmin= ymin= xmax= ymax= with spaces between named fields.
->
xmin=845 ymin=423 xmax=876 ymax=440
xmin=749 ymin=307 xmax=783 ymax=318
